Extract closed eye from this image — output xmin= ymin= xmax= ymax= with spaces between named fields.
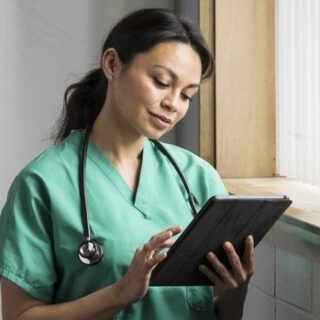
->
xmin=181 ymin=93 xmax=193 ymax=102
xmin=153 ymin=77 xmax=170 ymax=88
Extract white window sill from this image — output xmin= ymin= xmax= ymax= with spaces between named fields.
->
xmin=223 ymin=178 xmax=320 ymax=239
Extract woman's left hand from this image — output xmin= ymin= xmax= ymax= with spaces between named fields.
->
xmin=199 ymin=235 xmax=254 ymax=320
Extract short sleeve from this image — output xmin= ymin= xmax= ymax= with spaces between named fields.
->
xmin=162 ymin=142 xmax=229 ymax=206
xmin=205 ymin=165 xmax=229 ymax=197
xmin=0 ymin=172 xmax=57 ymax=303
xmin=190 ymin=160 xmax=229 ymax=207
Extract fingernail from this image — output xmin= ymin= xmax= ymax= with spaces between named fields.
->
xmin=223 ymin=242 xmax=231 ymax=250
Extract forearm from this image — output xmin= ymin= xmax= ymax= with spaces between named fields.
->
xmin=4 ymin=228 xmax=179 ymax=320
xmin=16 ymin=282 xmax=128 ymax=320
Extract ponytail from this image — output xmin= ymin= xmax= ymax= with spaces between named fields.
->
xmin=54 ymin=68 xmax=107 ymax=142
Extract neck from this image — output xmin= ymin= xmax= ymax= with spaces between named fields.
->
xmin=90 ymin=103 xmax=146 ymax=165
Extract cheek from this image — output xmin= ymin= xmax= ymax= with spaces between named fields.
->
xmin=137 ymin=82 xmax=162 ymax=106
xmin=177 ymin=104 xmax=189 ymax=122
xmin=124 ymin=76 xmax=160 ymax=108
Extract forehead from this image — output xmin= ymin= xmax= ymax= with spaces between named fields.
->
xmin=129 ymin=42 xmax=202 ymax=83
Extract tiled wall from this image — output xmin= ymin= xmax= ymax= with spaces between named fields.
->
xmin=243 ymin=222 xmax=320 ymax=320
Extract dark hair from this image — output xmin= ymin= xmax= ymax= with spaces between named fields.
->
xmin=54 ymin=8 xmax=213 ymax=142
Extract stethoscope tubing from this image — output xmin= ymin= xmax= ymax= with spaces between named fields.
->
xmin=79 ymin=124 xmax=92 ymax=241
xmin=150 ymin=139 xmax=198 ymax=216
xmin=78 ymin=127 xmax=198 ymax=265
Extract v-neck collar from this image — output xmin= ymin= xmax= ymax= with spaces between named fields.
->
xmin=133 ymin=140 xmax=153 ymax=211
xmin=86 ymin=138 xmax=134 ymax=203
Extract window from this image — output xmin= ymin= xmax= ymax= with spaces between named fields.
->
xmin=276 ymin=0 xmax=320 ymax=188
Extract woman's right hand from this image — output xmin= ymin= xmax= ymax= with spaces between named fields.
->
xmin=116 ymin=226 xmax=182 ymax=305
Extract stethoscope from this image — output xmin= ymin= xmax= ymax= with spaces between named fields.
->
xmin=78 ymin=125 xmax=199 ymax=265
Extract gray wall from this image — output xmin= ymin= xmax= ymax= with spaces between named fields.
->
xmin=0 ymin=0 xmax=176 ymax=207
xmin=0 ymin=1 xmax=176 ymax=318
xmin=174 ymin=0 xmax=200 ymax=155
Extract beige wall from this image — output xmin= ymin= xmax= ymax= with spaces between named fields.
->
xmin=200 ymin=0 xmax=276 ymax=178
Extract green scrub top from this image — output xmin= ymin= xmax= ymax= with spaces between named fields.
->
xmin=0 ymin=131 xmax=228 ymax=319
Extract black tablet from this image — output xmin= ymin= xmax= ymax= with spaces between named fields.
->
xmin=150 ymin=194 xmax=292 ymax=286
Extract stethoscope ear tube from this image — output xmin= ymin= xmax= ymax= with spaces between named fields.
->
xmin=79 ymin=125 xmax=91 ymax=241
xmin=150 ymin=139 xmax=199 ymax=217
xmin=78 ymin=124 xmax=104 ymax=265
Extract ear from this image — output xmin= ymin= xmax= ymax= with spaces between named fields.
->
xmin=101 ymin=48 xmax=122 ymax=81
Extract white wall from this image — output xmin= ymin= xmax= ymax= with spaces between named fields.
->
xmin=276 ymin=0 xmax=320 ymax=188
xmin=243 ymin=222 xmax=320 ymax=320
xmin=0 ymin=0 xmax=175 ymax=317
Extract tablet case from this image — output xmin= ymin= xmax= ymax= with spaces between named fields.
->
xmin=150 ymin=195 xmax=292 ymax=286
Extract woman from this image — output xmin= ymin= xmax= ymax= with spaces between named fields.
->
xmin=0 ymin=8 xmax=253 ymax=320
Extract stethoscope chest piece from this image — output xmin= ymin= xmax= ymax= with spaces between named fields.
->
xmin=78 ymin=240 xmax=104 ymax=265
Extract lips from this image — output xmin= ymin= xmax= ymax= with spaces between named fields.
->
xmin=149 ymin=112 xmax=173 ymax=124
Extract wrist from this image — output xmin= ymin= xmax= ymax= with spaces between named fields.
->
xmin=214 ymin=297 xmax=243 ymax=320
xmin=214 ymin=284 xmax=248 ymax=320
xmin=112 ymin=280 xmax=134 ymax=308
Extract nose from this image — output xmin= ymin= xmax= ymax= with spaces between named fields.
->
xmin=161 ymin=92 xmax=179 ymax=112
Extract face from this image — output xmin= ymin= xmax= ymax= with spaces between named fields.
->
xmin=104 ymin=41 xmax=202 ymax=140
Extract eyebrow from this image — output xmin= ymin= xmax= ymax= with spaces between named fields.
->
xmin=153 ymin=64 xmax=200 ymax=89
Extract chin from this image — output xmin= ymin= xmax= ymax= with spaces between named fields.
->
xmin=144 ymin=129 xmax=168 ymax=141
xmin=145 ymin=133 xmax=163 ymax=140
xmin=140 ymin=122 xmax=174 ymax=140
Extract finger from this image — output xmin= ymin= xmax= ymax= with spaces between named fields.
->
xmin=153 ymin=239 xmax=175 ymax=253
xmin=165 ymin=226 xmax=182 ymax=236
xmin=144 ymin=226 xmax=182 ymax=252
xmin=207 ymin=252 xmax=238 ymax=289
xmin=159 ymin=226 xmax=182 ymax=237
xmin=223 ymin=242 xmax=247 ymax=282
xmin=153 ymin=226 xmax=182 ymax=243
xmin=199 ymin=264 xmax=223 ymax=287
xmin=242 ymin=235 xmax=254 ymax=274
xmin=146 ymin=251 xmax=167 ymax=270
xmin=143 ymin=232 xmax=171 ymax=253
